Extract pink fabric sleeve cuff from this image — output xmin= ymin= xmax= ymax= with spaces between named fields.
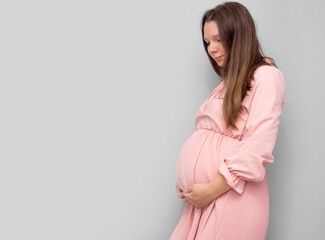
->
xmin=218 ymin=159 xmax=246 ymax=195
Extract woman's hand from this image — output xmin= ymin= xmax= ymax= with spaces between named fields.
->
xmin=176 ymin=181 xmax=188 ymax=203
xmin=182 ymin=183 xmax=217 ymax=209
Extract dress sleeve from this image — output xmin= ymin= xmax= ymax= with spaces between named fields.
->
xmin=217 ymin=66 xmax=285 ymax=194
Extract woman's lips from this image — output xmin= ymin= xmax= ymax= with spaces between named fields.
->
xmin=214 ymin=56 xmax=223 ymax=61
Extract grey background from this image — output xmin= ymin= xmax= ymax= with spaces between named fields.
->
xmin=0 ymin=0 xmax=324 ymax=239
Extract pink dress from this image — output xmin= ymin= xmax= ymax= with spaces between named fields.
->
xmin=170 ymin=65 xmax=285 ymax=240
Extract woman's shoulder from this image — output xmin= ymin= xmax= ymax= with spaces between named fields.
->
xmin=252 ymin=64 xmax=284 ymax=87
xmin=243 ymin=64 xmax=285 ymax=109
xmin=254 ymin=64 xmax=282 ymax=77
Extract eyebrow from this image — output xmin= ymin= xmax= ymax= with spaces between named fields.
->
xmin=204 ymin=34 xmax=219 ymax=40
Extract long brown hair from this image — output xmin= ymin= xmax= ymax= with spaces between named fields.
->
xmin=201 ymin=1 xmax=277 ymax=130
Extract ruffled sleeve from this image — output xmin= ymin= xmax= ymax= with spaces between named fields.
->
xmin=217 ymin=66 xmax=285 ymax=194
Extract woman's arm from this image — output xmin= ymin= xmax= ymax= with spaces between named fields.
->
xmin=216 ymin=66 xmax=285 ymax=195
xmin=208 ymin=173 xmax=232 ymax=199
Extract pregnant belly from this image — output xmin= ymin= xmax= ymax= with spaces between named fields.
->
xmin=176 ymin=129 xmax=224 ymax=192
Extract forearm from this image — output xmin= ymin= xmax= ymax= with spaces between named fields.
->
xmin=208 ymin=173 xmax=233 ymax=199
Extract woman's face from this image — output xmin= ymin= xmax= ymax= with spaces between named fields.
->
xmin=203 ymin=21 xmax=226 ymax=67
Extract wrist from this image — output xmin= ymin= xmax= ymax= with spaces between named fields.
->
xmin=208 ymin=173 xmax=232 ymax=199
xmin=208 ymin=179 xmax=220 ymax=199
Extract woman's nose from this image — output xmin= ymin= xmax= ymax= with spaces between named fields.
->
xmin=209 ymin=44 xmax=218 ymax=53
xmin=209 ymin=48 xmax=218 ymax=55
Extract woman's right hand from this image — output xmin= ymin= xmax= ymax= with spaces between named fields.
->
xmin=176 ymin=181 xmax=188 ymax=203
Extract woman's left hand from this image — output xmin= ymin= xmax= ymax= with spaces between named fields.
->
xmin=183 ymin=183 xmax=217 ymax=209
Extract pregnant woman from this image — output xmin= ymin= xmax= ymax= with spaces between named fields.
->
xmin=170 ymin=2 xmax=285 ymax=240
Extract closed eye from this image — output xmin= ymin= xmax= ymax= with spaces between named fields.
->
xmin=205 ymin=40 xmax=221 ymax=45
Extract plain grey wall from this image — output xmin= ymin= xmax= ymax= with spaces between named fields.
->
xmin=1 ymin=0 xmax=324 ymax=239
